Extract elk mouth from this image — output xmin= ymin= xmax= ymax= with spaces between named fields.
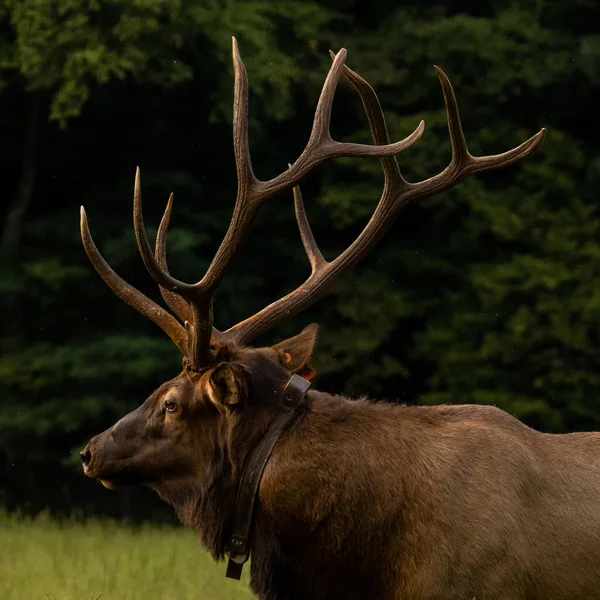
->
xmin=98 ymin=475 xmax=133 ymax=490
xmin=81 ymin=435 xmax=151 ymax=489
xmin=84 ymin=462 xmax=144 ymax=489
xmin=97 ymin=471 xmax=146 ymax=490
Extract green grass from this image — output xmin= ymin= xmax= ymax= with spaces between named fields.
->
xmin=0 ymin=511 xmax=255 ymax=600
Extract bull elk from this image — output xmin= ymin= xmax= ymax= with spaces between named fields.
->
xmin=80 ymin=39 xmax=600 ymax=599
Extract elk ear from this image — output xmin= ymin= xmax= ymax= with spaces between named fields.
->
xmin=272 ymin=323 xmax=319 ymax=381
xmin=205 ymin=363 xmax=247 ymax=413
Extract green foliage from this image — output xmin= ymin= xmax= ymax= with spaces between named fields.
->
xmin=4 ymin=0 xmax=190 ymax=123
xmin=1 ymin=0 xmax=600 ymax=516
xmin=1 ymin=0 xmax=333 ymax=124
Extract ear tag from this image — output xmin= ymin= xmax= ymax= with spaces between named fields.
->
xmin=283 ymin=352 xmax=292 ymax=364
xmin=296 ymin=364 xmax=316 ymax=382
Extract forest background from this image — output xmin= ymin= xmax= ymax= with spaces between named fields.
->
xmin=1 ymin=0 xmax=599 ymax=520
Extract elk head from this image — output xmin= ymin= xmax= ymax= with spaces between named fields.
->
xmin=80 ymin=39 xmax=545 ymax=515
xmin=80 ymin=325 xmax=319 ymax=495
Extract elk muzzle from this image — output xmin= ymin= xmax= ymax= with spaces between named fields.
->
xmin=80 ymin=409 xmax=148 ymax=489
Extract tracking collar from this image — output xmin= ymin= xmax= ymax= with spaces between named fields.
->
xmin=224 ymin=374 xmax=311 ymax=579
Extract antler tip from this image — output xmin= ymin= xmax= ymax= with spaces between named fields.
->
xmin=164 ymin=193 xmax=174 ymax=216
xmin=134 ymin=167 xmax=142 ymax=198
xmin=432 ymin=65 xmax=450 ymax=84
xmin=528 ymin=127 xmax=547 ymax=153
xmin=79 ymin=205 xmax=89 ymax=233
xmin=232 ymin=36 xmax=240 ymax=59
xmin=79 ymin=206 xmax=90 ymax=241
xmin=328 ymin=47 xmax=347 ymax=67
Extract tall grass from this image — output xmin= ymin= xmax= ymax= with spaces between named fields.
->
xmin=0 ymin=511 xmax=254 ymax=599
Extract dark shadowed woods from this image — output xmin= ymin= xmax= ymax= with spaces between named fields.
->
xmin=1 ymin=0 xmax=599 ymax=519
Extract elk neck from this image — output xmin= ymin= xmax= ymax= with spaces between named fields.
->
xmin=153 ymin=371 xmax=312 ymax=567
xmin=223 ymin=374 xmax=312 ymax=579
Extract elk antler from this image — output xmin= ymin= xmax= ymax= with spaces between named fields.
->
xmin=154 ymin=193 xmax=193 ymax=325
xmin=80 ymin=206 xmax=188 ymax=355
xmin=224 ymin=55 xmax=546 ymax=345
xmin=81 ymin=39 xmax=426 ymax=369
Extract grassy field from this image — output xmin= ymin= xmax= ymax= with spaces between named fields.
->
xmin=0 ymin=511 xmax=255 ymax=599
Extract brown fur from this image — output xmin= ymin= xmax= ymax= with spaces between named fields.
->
xmin=81 ymin=326 xmax=600 ymax=600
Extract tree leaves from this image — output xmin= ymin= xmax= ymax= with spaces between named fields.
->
xmin=1 ymin=0 xmax=600 ymax=514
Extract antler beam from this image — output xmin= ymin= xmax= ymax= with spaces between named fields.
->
xmin=80 ymin=206 xmax=188 ymax=355
xmin=225 ymin=57 xmax=545 ymax=345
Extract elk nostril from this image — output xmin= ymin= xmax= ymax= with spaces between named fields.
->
xmin=80 ymin=448 xmax=92 ymax=467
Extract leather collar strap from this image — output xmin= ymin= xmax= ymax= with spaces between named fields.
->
xmin=224 ymin=374 xmax=311 ymax=580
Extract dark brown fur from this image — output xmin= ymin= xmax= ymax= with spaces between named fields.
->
xmin=82 ymin=327 xmax=600 ymax=600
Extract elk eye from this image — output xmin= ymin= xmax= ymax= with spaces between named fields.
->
xmin=164 ymin=399 xmax=177 ymax=413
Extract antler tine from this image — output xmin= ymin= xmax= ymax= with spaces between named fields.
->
xmin=434 ymin=66 xmax=470 ymax=167
xmin=252 ymin=49 xmax=424 ymax=203
xmin=192 ymin=38 xmax=261 ymax=295
xmin=408 ymin=67 xmax=546 ymax=198
xmin=293 ymin=184 xmax=326 ymax=274
xmin=288 ymin=163 xmax=326 ymax=274
xmin=132 ymin=168 xmax=214 ymax=367
xmin=329 ymin=50 xmax=407 ymax=189
xmin=133 ymin=167 xmax=195 ymax=295
xmin=80 ymin=206 xmax=188 ymax=354
xmin=232 ymin=37 xmax=257 ymax=196
xmin=226 ymin=63 xmax=545 ymax=345
xmin=155 ymin=198 xmax=223 ymax=341
xmin=154 ymin=193 xmax=194 ymax=324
